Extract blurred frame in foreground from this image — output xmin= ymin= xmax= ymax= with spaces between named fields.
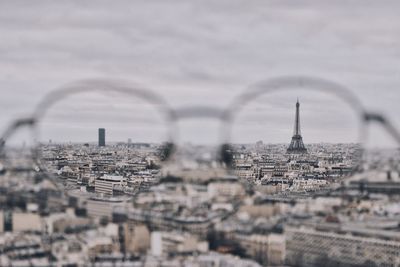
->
xmin=0 ymin=77 xmax=400 ymax=267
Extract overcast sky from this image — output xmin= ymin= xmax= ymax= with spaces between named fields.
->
xmin=1 ymin=0 xmax=400 ymax=146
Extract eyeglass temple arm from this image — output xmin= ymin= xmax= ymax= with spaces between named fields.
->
xmin=364 ymin=112 xmax=400 ymax=145
xmin=0 ymin=118 xmax=35 ymax=151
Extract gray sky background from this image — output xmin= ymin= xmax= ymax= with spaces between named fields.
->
xmin=1 ymin=0 xmax=400 ymax=146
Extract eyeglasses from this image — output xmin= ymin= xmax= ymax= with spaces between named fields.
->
xmin=1 ymin=76 xmax=400 ymax=195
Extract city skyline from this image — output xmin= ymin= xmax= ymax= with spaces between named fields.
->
xmin=8 ymin=97 xmax=362 ymax=146
xmin=33 ymin=97 xmax=360 ymax=145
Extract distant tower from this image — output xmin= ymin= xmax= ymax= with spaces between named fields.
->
xmin=287 ymin=99 xmax=307 ymax=154
xmin=98 ymin=128 xmax=106 ymax=147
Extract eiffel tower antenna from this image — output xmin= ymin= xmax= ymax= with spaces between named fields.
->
xmin=287 ymin=98 xmax=307 ymax=154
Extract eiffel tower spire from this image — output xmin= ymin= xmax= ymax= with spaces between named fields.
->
xmin=287 ymin=99 xmax=307 ymax=154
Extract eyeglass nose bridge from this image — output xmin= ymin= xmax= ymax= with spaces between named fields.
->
xmin=172 ymin=106 xmax=227 ymax=120
xmin=170 ymin=105 xmax=232 ymax=146
xmin=165 ymin=106 xmax=234 ymax=168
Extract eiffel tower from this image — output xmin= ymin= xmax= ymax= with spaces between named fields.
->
xmin=287 ymin=99 xmax=307 ymax=154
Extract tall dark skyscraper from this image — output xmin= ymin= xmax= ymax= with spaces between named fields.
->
xmin=98 ymin=128 xmax=105 ymax=147
xmin=287 ymin=99 xmax=307 ymax=154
